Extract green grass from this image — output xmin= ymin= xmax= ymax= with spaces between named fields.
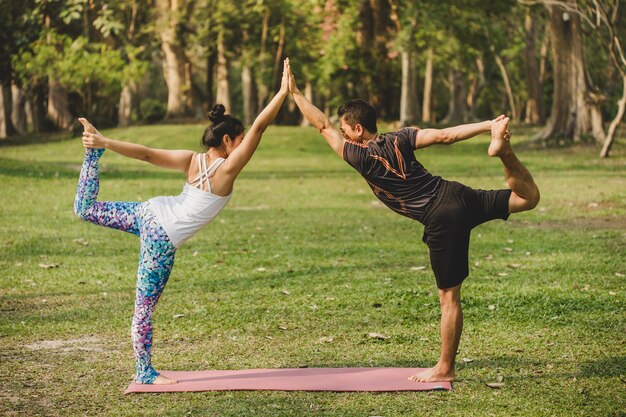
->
xmin=0 ymin=124 xmax=625 ymax=416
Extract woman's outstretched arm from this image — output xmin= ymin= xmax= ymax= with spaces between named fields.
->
xmin=79 ymin=118 xmax=194 ymax=173
xmin=221 ymin=59 xmax=290 ymax=177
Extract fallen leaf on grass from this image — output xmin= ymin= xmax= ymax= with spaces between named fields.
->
xmin=72 ymin=238 xmax=89 ymax=246
xmin=172 ymin=314 xmax=185 ymax=319
xmin=462 ymin=357 xmax=473 ymax=363
xmin=486 ymin=382 xmax=504 ymax=389
xmin=609 ymin=291 xmax=617 ymax=296
xmin=503 ymin=247 xmax=513 ymax=253
xmin=410 ymin=266 xmax=426 ymax=271
xmin=281 ymin=289 xmax=290 ymax=295
xmin=278 ymin=325 xmax=288 ymax=330
xmin=319 ymin=336 xmax=333 ymax=343
xmin=39 ymin=263 xmax=60 ymax=269
xmin=255 ymin=267 xmax=267 ymax=272
xmin=615 ymin=272 xmax=624 ymax=278
xmin=367 ymin=332 xmax=390 ymax=340
xmin=498 ymin=272 xmax=509 ymax=277
xmin=496 ymin=375 xmax=504 ymax=383
xmin=508 ymin=263 xmax=521 ymax=269
xmin=488 ymin=304 xmax=496 ymax=310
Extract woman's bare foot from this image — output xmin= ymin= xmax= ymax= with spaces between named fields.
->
xmin=135 ymin=374 xmax=177 ymax=385
xmin=153 ymin=374 xmax=177 ymax=384
xmin=78 ymin=117 xmax=97 ymax=134
xmin=408 ymin=366 xmax=455 ymax=383
xmin=488 ymin=117 xmax=511 ymax=157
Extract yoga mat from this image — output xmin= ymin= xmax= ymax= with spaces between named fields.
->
xmin=124 ymin=368 xmax=452 ymax=394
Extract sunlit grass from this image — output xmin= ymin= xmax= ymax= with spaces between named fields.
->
xmin=0 ymin=125 xmax=624 ymax=416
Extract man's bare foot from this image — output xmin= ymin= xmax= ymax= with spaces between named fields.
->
xmin=488 ymin=116 xmax=511 ymax=157
xmin=408 ymin=366 xmax=455 ymax=383
xmin=136 ymin=374 xmax=177 ymax=385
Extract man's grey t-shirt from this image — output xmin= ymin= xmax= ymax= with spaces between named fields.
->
xmin=342 ymin=127 xmax=441 ymax=222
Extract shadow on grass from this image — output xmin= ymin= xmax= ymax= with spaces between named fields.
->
xmin=0 ymin=131 xmax=75 ymax=148
xmin=456 ymin=354 xmax=626 ymax=379
xmin=0 ymin=156 xmax=351 ymax=181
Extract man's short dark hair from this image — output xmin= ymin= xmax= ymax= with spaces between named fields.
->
xmin=337 ymin=99 xmax=377 ymax=133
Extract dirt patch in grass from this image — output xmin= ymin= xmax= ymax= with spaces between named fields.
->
xmin=511 ymin=216 xmax=626 ymax=231
xmin=24 ymin=336 xmax=116 ymax=354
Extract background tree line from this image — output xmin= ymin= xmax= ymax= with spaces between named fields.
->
xmin=0 ymin=0 xmax=624 ymax=157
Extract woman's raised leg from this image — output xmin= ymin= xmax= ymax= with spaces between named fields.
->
xmin=74 ymin=148 xmax=141 ymax=235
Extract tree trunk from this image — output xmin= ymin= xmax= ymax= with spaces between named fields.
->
xmin=215 ymin=33 xmax=231 ymax=111
xmin=47 ymin=78 xmax=73 ymax=130
xmin=118 ymin=80 xmax=136 ymax=127
xmin=256 ymin=6 xmax=271 ymax=110
xmin=1 ymin=83 xmax=18 ymax=137
xmin=370 ymin=0 xmax=391 ymax=116
xmin=524 ymin=8 xmax=544 ymax=125
xmin=466 ymin=57 xmax=485 ymax=121
xmin=539 ymin=22 xmax=550 ymax=83
xmin=536 ymin=2 xmax=605 ymax=145
xmin=205 ymin=47 xmax=215 ymax=111
xmin=157 ymin=0 xmax=191 ymax=118
xmin=444 ymin=69 xmax=467 ymax=123
xmin=422 ymin=47 xmax=434 ymax=124
xmin=271 ymin=19 xmax=286 ymax=93
xmin=242 ymin=64 xmax=257 ymax=126
xmin=11 ymin=84 xmax=27 ymax=134
xmin=400 ymin=50 xmax=419 ymax=126
xmin=495 ymin=54 xmax=518 ymax=121
xmin=600 ymin=74 xmax=626 ymax=158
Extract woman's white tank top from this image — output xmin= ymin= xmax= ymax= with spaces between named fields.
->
xmin=148 ymin=154 xmax=231 ymax=247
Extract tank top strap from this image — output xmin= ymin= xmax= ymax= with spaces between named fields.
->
xmin=206 ymin=158 xmax=225 ymax=178
xmin=189 ymin=154 xmax=226 ymax=191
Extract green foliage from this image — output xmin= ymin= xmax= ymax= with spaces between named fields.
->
xmin=4 ymin=0 xmax=626 ymax=132
xmin=139 ymin=98 xmax=166 ymax=123
xmin=13 ymin=30 xmax=125 ymax=116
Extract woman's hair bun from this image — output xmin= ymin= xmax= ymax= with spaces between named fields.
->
xmin=208 ymin=104 xmax=226 ymax=123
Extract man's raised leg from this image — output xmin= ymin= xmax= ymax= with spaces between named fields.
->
xmin=408 ymin=284 xmax=462 ymax=382
xmin=489 ymin=118 xmax=540 ymax=213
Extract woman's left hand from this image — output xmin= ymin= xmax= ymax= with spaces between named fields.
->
xmin=279 ymin=58 xmax=290 ymax=95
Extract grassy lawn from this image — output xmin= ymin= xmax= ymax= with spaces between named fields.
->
xmin=0 ymin=124 xmax=624 ymax=416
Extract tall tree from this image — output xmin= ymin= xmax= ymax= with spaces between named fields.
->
xmin=534 ymin=0 xmax=605 ymax=145
xmin=524 ymin=6 xmax=545 ymax=124
xmin=156 ymin=0 xmax=193 ymax=118
xmin=390 ymin=0 xmax=419 ymax=125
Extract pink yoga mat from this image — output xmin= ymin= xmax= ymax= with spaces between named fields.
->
xmin=124 ymin=368 xmax=452 ymax=394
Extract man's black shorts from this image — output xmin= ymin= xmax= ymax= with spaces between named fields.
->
xmin=421 ymin=180 xmax=512 ymax=289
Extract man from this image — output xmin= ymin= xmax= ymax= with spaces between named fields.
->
xmin=287 ymin=66 xmax=540 ymax=382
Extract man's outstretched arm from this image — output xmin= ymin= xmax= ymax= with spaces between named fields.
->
xmin=414 ymin=116 xmax=505 ymax=149
xmin=289 ymin=71 xmax=344 ymax=157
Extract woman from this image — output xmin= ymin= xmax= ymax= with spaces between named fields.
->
xmin=74 ymin=59 xmax=290 ymax=385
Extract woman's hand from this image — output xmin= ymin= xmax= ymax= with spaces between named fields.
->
xmin=79 ymin=118 xmax=108 ymax=149
xmin=279 ymin=58 xmax=290 ymax=95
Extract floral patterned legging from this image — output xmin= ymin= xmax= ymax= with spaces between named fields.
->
xmin=74 ymin=148 xmax=176 ymax=384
